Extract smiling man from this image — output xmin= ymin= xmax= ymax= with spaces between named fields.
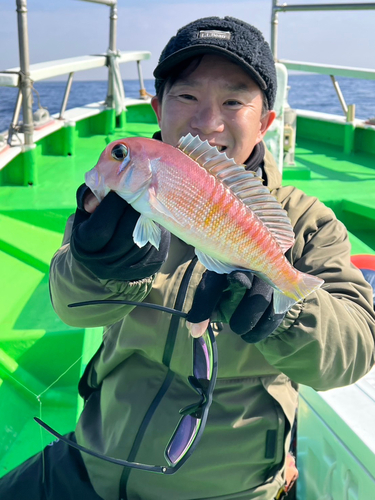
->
xmin=1 ymin=16 xmax=374 ymax=500
xmin=151 ymin=54 xmax=275 ymax=165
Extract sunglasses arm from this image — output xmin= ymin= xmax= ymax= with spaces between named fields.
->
xmin=33 ymin=417 xmax=178 ymax=474
xmin=33 ymin=326 xmax=218 ymax=477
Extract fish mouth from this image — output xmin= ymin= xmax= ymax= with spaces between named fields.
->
xmin=85 ymin=169 xmax=110 ymax=202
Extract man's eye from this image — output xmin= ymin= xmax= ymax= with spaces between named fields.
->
xmin=179 ymin=94 xmax=197 ymax=101
xmin=225 ymin=100 xmax=242 ymax=107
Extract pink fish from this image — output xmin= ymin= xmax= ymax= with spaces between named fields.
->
xmin=85 ymin=134 xmax=323 ymax=314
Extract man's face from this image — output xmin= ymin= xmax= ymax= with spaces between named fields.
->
xmin=152 ymin=54 xmax=276 ymax=165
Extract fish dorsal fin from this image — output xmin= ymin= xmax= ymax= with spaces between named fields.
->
xmin=177 ymin=134 xmax=295 ymax=253
xmin=177 ymin=134 xmax=238 ymax=170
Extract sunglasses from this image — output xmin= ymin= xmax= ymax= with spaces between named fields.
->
xmin=34 ymin=299 xmax=218 ymax=475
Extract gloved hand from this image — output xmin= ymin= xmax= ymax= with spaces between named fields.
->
xmin=70 ymin=184 xmax=170 ymax=281
xmin=186 ymin=270 xmax=285 ymax=343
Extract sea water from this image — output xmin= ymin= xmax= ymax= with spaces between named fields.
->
xmin=1 ymin=75 xmax=375 ymax=133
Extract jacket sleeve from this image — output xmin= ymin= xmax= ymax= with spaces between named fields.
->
xmin=256 ymin=187 xmax=375 ymax=391
xmin=49 ymin=215 xmax=154 ymax=328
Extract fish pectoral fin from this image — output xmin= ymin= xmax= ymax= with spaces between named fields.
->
xmin=133 ymin=215 xmax=161 ymax=250
xmin=195 ymin=250 xmax=239 ymax=274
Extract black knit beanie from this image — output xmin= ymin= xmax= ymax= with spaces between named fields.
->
xmin=154 ymin=16 xmax=277 ymax=110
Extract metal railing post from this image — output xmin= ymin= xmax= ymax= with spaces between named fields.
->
xmin=59 ymin=72 xmax=74 ymax=119
xmin=137 ymin=60 xmax=148 ymax=99
xmin=7 ymin=89 xmax=23 ymax=145
xmin=346 ymin=104 xmax=356 ymax=122
xmin=344 ymin=103 xmax=356 ymax=154
xmin=271 ymin=0 xmax=279 ymax=60
xmin=105 ymin=2 xmax=117 ymax=108
xmin=329 ymin=75 xmax=348 ymax=116
xmin=16 ymin=0 xmax=34 ymax=146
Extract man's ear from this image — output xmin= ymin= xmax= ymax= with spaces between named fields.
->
xmin=151 ymin=96 xmax=162 ymax=126
xmin=256 ymin=110 xmax=277 ymax=144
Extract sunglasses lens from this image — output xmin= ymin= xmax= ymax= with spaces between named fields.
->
xmin=193 ymin=334 xmax=212 ymax=381
xmin=165 ymin=329 xmax=216 ymax=468
xmin=165 ymin=414 xmax=201 ymax=465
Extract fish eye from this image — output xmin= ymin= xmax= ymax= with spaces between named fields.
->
xmin=111 ymin=144 xmax=128 ymax=161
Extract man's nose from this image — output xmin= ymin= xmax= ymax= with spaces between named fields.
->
xmin=190 ymin=103 xmax=225 ymax=135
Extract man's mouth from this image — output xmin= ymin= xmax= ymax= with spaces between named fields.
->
xmin=209 ymin=143 xmax=226 ymax=152
xmin=195 ymin=137 xmax=228 ymax=153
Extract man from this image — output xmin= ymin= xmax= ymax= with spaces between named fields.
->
xmin=1 ymin=16 xmax=374 ymax=500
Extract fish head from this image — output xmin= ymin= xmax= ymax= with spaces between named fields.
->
xmin=85 ymin=137 xmax=155 ymax=204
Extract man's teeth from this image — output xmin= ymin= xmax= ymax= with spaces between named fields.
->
xmin=208 ymin=143 xmax=227 ymax=152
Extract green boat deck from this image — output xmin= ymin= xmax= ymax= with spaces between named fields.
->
xmin=0 ymin=106 xmax=160 ymax=477
xmin=284 ymin=118 xmax=375 ymax=256
xmin=0 ymin=105 xmax=374 ymax=478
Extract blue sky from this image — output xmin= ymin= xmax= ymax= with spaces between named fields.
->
xmin=1 ymin=0 xmax=374 ymax=81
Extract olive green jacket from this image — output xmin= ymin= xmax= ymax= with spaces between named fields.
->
xmin=50 ymin=147 xmax=375 ymax=500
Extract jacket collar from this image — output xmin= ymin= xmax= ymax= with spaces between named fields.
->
xmin=262 ymin=143 xmax=282 ymax=191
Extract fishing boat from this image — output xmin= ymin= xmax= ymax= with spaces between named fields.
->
xmin=0 ymin=1 xmax=374 ymax=498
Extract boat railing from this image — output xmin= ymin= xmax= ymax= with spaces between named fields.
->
xmin=0 ymin=0 xmax=151 ymax=149
xmin=0 ymin=52 xmax=151 ymax=139
xmin=271 ymin=1 xmax=375 ymax=122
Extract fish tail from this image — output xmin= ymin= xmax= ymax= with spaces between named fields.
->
xmin=273 ymin=273 xmax=324 ymax=314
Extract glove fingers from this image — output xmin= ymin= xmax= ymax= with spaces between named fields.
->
xmin=72 ymin=206 xmax=91 ymax=227
xmin=102 ymin=225 xmax=171 ymax=281
xmin=228 ymin=271 xmax=254 ymax=289
xmin=74 ymin=192 xmax=134 ymax=252
xmin=187 ymin=271 xmax=228 ymax=324
xmin=102 ymin=204 xmax=142 ymax=254
xmin=76 ymin=183 xmax=93 ymax=212
xmin=241 ymin=303 xmax=285 ymax=343
xmin=229 ymin=277 xmax=273 ymax=335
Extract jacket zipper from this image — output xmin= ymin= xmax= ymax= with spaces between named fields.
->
xmin=119 ymin=257 xmax=198 ymax=497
